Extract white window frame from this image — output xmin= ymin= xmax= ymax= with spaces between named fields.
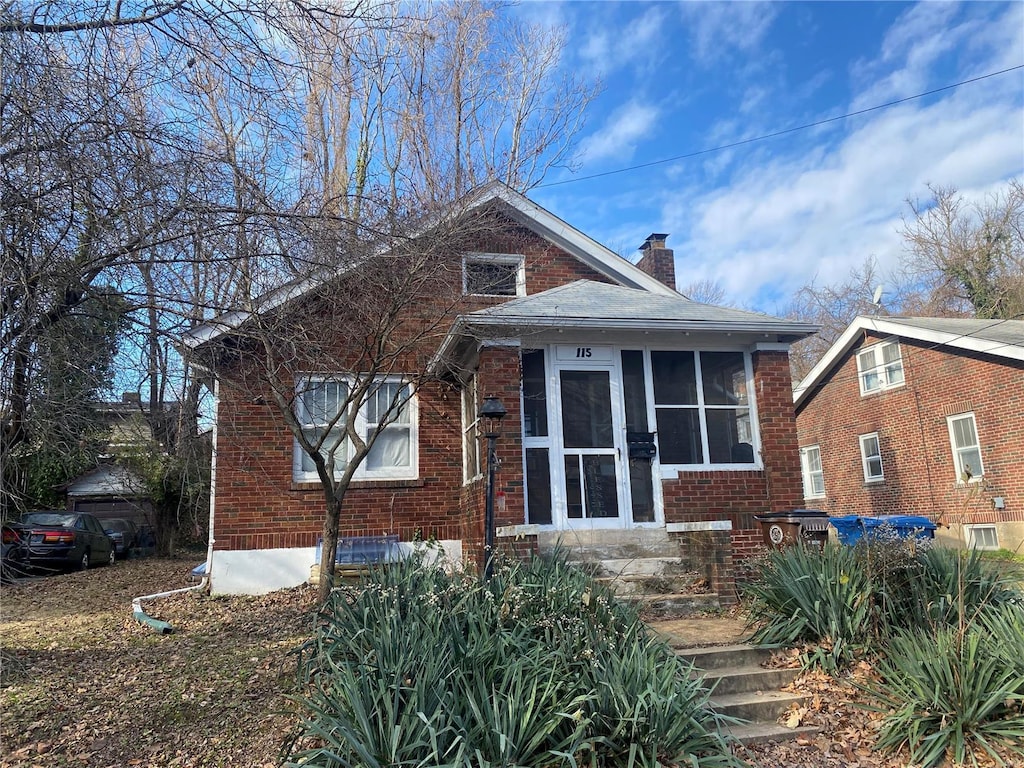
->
xmin=650 ymin=349 xmax=761 ymax=472
xmin=947 ymin=412 xmax=983 ymax=483
xmin=463 ymin=253 xmax=525 ymax=297
xmin=293 ymin=376 xmax=418 ymax=483
xmin=856 ymin=339 xmax=905 ymax=395
xmin=462 ymin=375 xmax=482 ymax=483
xmin=964 ymin=524 xmax=998 ymax=550
xmin=859 ymin=432 xmax=884 ymax=483
xmin=800 ymin=445 xmax=825 ymax=499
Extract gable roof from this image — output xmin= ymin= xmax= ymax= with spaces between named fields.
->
xmin=433 ymin=280 xmax=818 ymax=370
xmin=794 ymin=315 xmax=1024 ymax=409
xmin=182 ymin=182 xmax=677 ymax=350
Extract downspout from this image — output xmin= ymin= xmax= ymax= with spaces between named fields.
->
xmin=132 ymin=378 xmax=219 ymax=634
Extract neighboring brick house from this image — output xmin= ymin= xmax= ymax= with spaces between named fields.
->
xmin=794 ymin=316 xmax=1024 ymax=551
xmin=185 ymin=183 xmax=816 ymax=594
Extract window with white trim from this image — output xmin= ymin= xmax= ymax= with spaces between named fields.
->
xmin=293 ymin=377 xmax=417 ymax=482
xmin=462 ymin=375 xmax=481 ymax=483
xmin=859 ymin=433 xmax=884 ymax=482
xmin=463 ymin=253 xmax=525 ymax=296
xmin=947 ymin=412 xmax=983 ymax=482
xmin=800 ymin=445 xmax=825 ymax=498
xmin=856 ymin=339 xmax=904 ymax=395
xmin=964 ymin=524 xmax=998 ymax=550
xmin=651 ymin=350 xmax=756 ymax=466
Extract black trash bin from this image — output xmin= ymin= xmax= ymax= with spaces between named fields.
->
xmin=754 ymin=510 xmax=830 ymax=549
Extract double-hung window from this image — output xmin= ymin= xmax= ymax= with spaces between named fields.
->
xmin=651 ymin=351 xmax=755 ymax=466
xmin=294 ymin=377 xmax=416 ymax=482
xmin=800 ymin=446 xmax=825 ymax=498
xmin=859 ymin=433 xmax=884 ymax=482
xmin=857 ymin=339 xmax=904 ymax=395
xmin=947 ymin=412 xmax=983 ymax=482
xmin=462 ymin=375 xmax=481 ymax=482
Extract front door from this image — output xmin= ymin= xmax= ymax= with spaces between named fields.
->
xmin=557 ymin=367 xmax=625 ymax=528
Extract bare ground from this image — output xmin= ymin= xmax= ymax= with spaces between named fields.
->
xmin=1 ymin=559 xmax=1015 ymax=768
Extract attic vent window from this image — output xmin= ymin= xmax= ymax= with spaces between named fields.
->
xmin=464 ymin=254 xmax=524 ymax=297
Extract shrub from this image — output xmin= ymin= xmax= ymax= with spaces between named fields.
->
xmin=867 ymin=623 xmax=1024 ymax=767
xmin=286 ymin=552 xmax=741 ymax=768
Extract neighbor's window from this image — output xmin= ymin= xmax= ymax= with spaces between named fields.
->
xmin=800 ymin=445 xmax=825 ymax=498
xmin=859 ymin=433 xmax=884 ymax=482
xmin=651 ymin=350 xmax=755 ymax=465
xmin=857 ymin=339 xmax=904 ymax=395
xmin=947 ymin=412 xmax=983 ymax=482
xmin=462 ymin=375 xmax=481 ymax=482
xmin=964 ymin=524 xmax=998 ymax=550
xmin=463 ymin=253 xmax=524 ymax=296
xmin=294 ymin=376 xmax=416 ymax=482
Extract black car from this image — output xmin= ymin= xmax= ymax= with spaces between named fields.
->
xmin=102 ymin=518 xmax=139 ymax=559
xmin=20 ymin=511 xmax=116 ymax=572
xmin=1 ymin=520 xmax=29 ymax=581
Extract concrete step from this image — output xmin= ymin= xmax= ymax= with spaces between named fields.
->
xmin=709 ymin=689 xmax=810 ymax=722
xmin=677 ymin=643 xmax=773 ymax=670
xmin=590 ymin=557 xmax=698 ymax=577
xmin=726 ymin=722 xmax=821 ymax=746
xmin=539 ymin=528 xmax=681 ymax=560
xmin=703 ymin=665 xmax=802 ymax=696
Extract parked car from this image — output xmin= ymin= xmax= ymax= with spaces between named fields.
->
xmin=19 ymin=511 xmax=116 ymax=572
xmin=1 ymin=520 xmax=29 ymax=582
xmin=102 ymin=518 xmax=138 ymax=559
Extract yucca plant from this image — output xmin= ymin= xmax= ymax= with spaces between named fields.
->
xmin=286 ymin=551 xmax=741 ymax=768
xmin=744 ymin=543 xmax=874 ymax=670
xmin=866 ymin=624 xmax=1024 ymax=767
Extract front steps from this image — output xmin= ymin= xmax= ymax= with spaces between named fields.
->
xmin=676 ymin=643 xmax=820 ymax=746
xmin=541 ymin=528 xmax=723 ymax=616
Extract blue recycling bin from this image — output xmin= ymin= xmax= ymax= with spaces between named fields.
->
xmin=831 ymin=515 xmax=936 ymax=545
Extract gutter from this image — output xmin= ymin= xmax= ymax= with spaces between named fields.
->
xmin=131 ymin=379 xmax=220 ymax=634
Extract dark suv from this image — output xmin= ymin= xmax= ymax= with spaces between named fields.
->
xmin=20 ymin=511 xmax=116 ymax=572
xmin=102 ymin=518 xmax=139 ymax=559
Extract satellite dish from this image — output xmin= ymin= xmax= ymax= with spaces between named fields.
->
xmin=871 ymin=284 xmax=884 ymax=305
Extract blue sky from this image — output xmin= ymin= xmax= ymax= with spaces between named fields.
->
xmin=513 ymin=1 xmax=1023 ymax=314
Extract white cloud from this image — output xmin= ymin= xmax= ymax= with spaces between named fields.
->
xmin=575 ymin=101 xmax=660 ymax=164
xmin=578 ymin=5 xmax=667 ymax=77
xmin=679 ymin=1 xmax=779 ymax=67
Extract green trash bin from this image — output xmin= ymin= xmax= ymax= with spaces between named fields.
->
xmin=755 ymin=510 xmax=829 ymax=549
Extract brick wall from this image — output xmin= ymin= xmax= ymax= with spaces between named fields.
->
xmin=796 ymin=334 xmax=1024 ymax=531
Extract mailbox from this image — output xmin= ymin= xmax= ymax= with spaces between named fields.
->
xmin=626 ymin=431 xmax=657 ymax=460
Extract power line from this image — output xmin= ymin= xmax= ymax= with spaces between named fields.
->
xmin=540 ymin=64 xmax=1024 ymax=189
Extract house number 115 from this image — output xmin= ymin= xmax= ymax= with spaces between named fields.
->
xmin=575 ymin=347 xmax=592 ymax=358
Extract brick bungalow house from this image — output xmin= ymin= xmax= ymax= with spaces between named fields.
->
xmin=184 ymin=183 xmax=817 ymax=594
xmin=794 ymin=315 xmax=1024 ymax=551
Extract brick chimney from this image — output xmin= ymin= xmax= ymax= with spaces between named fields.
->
xmin=636 ymin=233 xmax=675 ymax=291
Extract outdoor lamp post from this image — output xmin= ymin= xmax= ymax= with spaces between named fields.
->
xmin=478 ymin=395 xmax=507 ymax=580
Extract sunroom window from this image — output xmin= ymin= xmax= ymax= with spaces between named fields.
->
xmin=294 ymin=377 xmax=416 ymax=482
xmin=857 ymin=339 xmax=904 ymax=395
xmin=651 ymin=351 xmax=755 ymax=466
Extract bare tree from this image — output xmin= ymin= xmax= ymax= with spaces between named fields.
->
xmin=679 ymin=278 xmax=727 ymax=306
xmin=901 ymin=181 xmax=1024 ymax=320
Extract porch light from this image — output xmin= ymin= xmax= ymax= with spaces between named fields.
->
xmin=478 ymin=396 xmax=507 ymax=579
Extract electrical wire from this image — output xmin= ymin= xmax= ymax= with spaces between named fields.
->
xmin=539 ymin=64 xmax=1024 ymax=189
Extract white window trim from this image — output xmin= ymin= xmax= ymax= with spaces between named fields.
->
xmin=462 ymin=375 xmax=483 ymax=484
xmin=651 ymin=349 xmax=762 ymax=473
xmin=947 ymin=412 xmax=984 ymax=483
xmin=463 ymin=252 xmax=526 ymax=297
xmin=292 ymin=375 xmax=419 ymax=483
xmin=964 ymin=524 xmax=998 ymax=550
xmin=856 ymin=339 xmax=905 ymax=396
xmin=800 ymin=445 xmax=825 ymax=499
xmin=859 ymin=432 xmax=884 ymax=483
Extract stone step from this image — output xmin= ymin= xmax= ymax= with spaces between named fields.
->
xmin=677 ymin=643 xmax=773 ymax=670
xmin=589 ymin=557 xmax=698 ymax=577
xmin=726 ymin=722 xmax=821 ymax=746
xmin=540 ymin=528 xmax=681 ymax=560
xmin=702 ymin=665 xmax=802 ymax=696
xmin=622 ymin=592 xmax=721 ymax=617
xmin=709 ymin=689 xmax=809 ymax=723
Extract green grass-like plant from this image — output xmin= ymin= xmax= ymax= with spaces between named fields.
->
xmin=285 ymin=552 xmax=742 ymax=768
